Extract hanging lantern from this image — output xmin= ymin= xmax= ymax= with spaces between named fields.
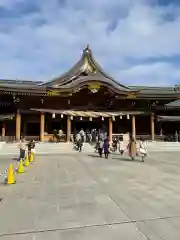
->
xmin=70 ymin=116 xmax=73 ymax=120
xmin=52 ymin=113 xmax=55 ymax=119
xmin=120 ymin=115 xmax=122 ymax=119
xmin=102 ymin=116 xmax=104 ymax=121
xmin=126 ymin=114 xmax=130 ymax=120
xmin=80 ymin=117 xmax=83 ymax=121
xmin=61 ymin=114 xmax=63 ymax=118
xmin=112 ymin=116 xmax=115 ymax=121
xmin=89 ymin=117 xmax=92 ymax=121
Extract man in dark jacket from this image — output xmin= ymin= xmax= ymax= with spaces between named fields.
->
xmin=103 ymin=138 xmax=109 ymax=159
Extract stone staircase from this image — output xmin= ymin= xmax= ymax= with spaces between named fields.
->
xmin=0 ymin=141 xmax=180 ymax=156
xmin=0 ymin=142 xmax=95 ymax=156
xmin=147 ymin=141 xmax=180 ymax=152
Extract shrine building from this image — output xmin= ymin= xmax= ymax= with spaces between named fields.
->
xmin=0 ymin=45 xmax=179 ymax=142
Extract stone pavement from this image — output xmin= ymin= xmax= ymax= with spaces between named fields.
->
xmin=1 ymin=152 xmax=180 ymax=239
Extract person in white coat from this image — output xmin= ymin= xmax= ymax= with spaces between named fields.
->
xmin=139 ymin=137 xmax=147 ymax=162
xmin=118 ymin=136 xmax=125 ymax=155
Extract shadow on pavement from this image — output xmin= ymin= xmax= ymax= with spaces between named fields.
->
xmin=112 ymin=156 xmax=143 ymax=163
xmin=11 ymin=157 xmax=19 ymax=161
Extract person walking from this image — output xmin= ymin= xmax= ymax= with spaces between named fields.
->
xmin=79 ymin=128 xmax=85 ymax=142
xmin=76 ymin=132 xmax=81 ymax=151
xmin=76 ymin=132 xmax=84 ymax=152
xmin=139 ymin=137 xmax=147 ymax=162
xmin=98 ymin=138 xmax=104 ymax=158
xmin=28 ymin=140 xmax=36 ymax=156
xmin=103 ymin=138 xmax=109 ymax=159
xmin=118 ymin=136 xmax=125 ymax=155
xmin=19 ymin=137 xmax=26 ymax=161
xmin=127 ymin=136 xmax=137 ymax=160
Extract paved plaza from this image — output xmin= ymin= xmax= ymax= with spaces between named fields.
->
xmin=1 ymin=152 xmax=180 ymax=239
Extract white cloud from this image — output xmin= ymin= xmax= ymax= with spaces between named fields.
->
xmin=0 ymin=0 xmax=180 ymax=86
xmin=119 ymin=62 xmax=180 ymax=86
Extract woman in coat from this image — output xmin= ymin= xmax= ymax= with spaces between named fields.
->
xmin=103 ymin=138 xmax=109 ymax=159
xmin=128 ymin=136 xmax=137 ymax=160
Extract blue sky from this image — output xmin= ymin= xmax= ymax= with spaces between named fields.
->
xmin=0 ymin=0 xmax=180 ymax=86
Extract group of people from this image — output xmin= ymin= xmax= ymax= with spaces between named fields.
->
xmin=73 ymin=128 xmax=148 ymax=161
xmin=96 ymin=135 xmax=148 ymax=162
xmin=96 ymin=138 xmax=110 ymax=159
xmin=127 ymin=136 xmax=147 ymax=162
xmin=19 ymin=137 xmax=35 ymax=161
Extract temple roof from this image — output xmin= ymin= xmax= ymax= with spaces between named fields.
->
xmin=165 ymin=99 xmax=180 ymax=108
xmin=39 ymin=45 xmax=132 ymax=92
xmin=0 ymin=46 xmax=179 ymax=98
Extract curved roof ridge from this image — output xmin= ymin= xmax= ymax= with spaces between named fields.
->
xmin=39 ymin=45 xmax=131 ymax=91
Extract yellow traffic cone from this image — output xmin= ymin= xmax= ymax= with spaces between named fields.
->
xmin=29 ymin=153 xmax=34 ymax=163
xmin=7 ymin=164 xmax=15 ymax=184
xmin=17 ymin=160 xmax=25 ymax=173
xmin=24 ymin=155 xmax=29 ymax=167
xmin=32 ymin=152 xmax=35 ymax=161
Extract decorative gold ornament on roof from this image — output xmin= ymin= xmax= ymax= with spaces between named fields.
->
xmin=81 ymin=55 xmax=97 ymax=73
xmin=126 ymin=93 xmax=136 ymax=99
xmin=47 ymin=90 xmax=60 ymax=96
xmin=88 ymin=83 xmax=100 ymax=93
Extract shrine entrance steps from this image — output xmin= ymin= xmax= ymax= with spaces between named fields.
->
xmin=147 ymin=141 xmax=180 ymax=152
xmin=0 ymin=142 xmax=95 ymax=156
xmin=1 ymin=141 xmax=180 ymax=156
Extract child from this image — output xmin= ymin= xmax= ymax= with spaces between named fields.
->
xmin=118 ymin=136 xmax=124 ymax=155
xmin=27 ymin=140 xmax=35 ymax=159
xmin=139 ymin=137 xmax=147 ymax=162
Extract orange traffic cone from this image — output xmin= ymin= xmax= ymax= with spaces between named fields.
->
xmin=7 ymin=164 xmax=15 ymax=184
xmin=17 ymin=160 xmax=25 ymax=173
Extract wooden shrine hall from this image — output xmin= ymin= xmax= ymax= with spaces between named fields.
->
xmin=0 ymin=45 xmax=179 ymax=142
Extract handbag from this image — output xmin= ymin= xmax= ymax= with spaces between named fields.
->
xmin=139 ymin=148 xmax=146 ymax=154
xmin=139 ymin=141 xmax=147 ymax=155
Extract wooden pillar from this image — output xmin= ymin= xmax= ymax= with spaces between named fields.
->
xmin=2 ymin=122 xmax=5 ymax=138
xmin=109 ymin=117 xmax=113 ymax=142
xmin=40 ymin=112 xmax=45 ymax=142
xmin=151 ymin=113 xmax=155 ymax=141
xmin=66 ymin=115 xmax=71 ymax=142
xmin=132 ymin=115 xmax=136 ymax=139
xmin=16 ymin=109 xmax=21 ymax=141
